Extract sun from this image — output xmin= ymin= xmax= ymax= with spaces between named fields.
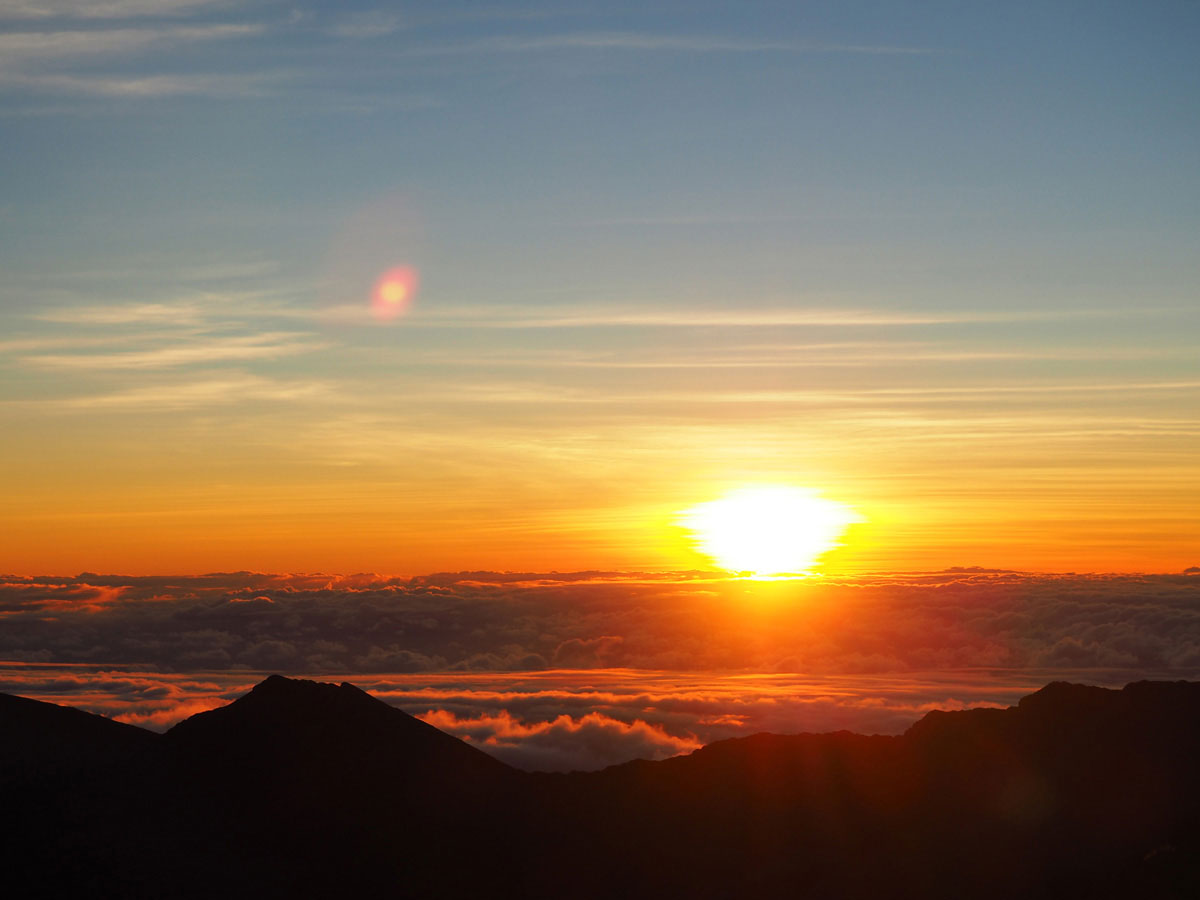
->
xmin=679 ymin=486 xmax=862 ymax=577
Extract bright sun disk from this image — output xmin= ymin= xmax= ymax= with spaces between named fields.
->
xmin=680 ymin=486 xmax=862 ymax=577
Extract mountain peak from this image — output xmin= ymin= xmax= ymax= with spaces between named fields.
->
xmin=166 ymin=673 xmax=513 ymax=786
xmin=250 ymin=672 xmax=356 ymax=696
xmin=8 ymin=678 xmax=1200 ymax=899
xmin=1017 ymin=680 xmax=1117 ymax=712
xmin=223 ymin=674 xmax=386 ymax=718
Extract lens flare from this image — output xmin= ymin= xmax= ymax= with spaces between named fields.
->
xmin=371 ymin=266 xmax=419 ymax=320
xmin=680 ymin=486 xmax=863 ymax=577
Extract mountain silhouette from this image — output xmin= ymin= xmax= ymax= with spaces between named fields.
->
xmin=0 ymin=690 xmax=156 ymax=781
xmin=161 ymin=675 xmax=522 ymax=899
xmin=3 ymin=676 xmax=1198 ymax=899
xmin=166 ymin=674 xmax=509 ymax=788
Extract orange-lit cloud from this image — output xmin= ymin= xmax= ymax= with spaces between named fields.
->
xmin=417 ymin=708 xmax=701 ymax=771
xmin=2 ymin=570 xmax=1200 ymax=676
xmin=0 ymin=662 xmax=1030 ymax=769
xmin=1 ymin=568 xmax=1198 ymax=770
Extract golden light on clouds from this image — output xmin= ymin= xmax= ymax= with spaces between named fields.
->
xmin=680 ymin=486 xmax=863 ymax=577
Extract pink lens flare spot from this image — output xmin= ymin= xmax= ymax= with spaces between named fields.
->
xmin=371 ymin=266 xmax=419 ymax=320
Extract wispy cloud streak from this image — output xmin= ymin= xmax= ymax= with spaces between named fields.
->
xmin=2 ymin=70 xmax=281 ymax=97
xmin=405 ymin=304 xmax=1134 ymax=330
xmin=48 ymin=374 xmax=332 ymax=409
xmin=23 ymin=331 xmax=324 ymax=369
xmin=0 ymin=0 xmax=238 ymax=18
xmin=0 ymin=24 xmax=261 ymax=60
xmin=403 ymin=32 xmax=936 ymax=57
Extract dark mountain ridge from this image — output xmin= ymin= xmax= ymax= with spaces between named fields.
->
xmin=165 ymin=673 xmax=510 ymax=791
xmin=3 ymin=677 xmax=1199 ymax=899
xmin=0 ymin=690 xmax=156 ymax=779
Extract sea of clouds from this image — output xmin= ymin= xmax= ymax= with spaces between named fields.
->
xmin=3 ymin=569 xmax=1198 ymax=770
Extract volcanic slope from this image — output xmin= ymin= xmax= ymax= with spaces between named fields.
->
xmin=3 ymin=676 xmax=1199 ymax=899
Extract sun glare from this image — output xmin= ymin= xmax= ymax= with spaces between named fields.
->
xmin=371 ymin=266 xmax=419 ymax=320
xmin=680 ymin=486 xmax=862 ymax=577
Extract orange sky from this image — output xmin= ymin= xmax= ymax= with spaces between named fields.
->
xmin=1 ymin=5 xmax=1197 ymax=577
xmin=4 ymin=377 xmax=1196 ymax=575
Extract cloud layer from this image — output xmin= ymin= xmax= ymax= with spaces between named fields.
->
xmin=2 ymin=569 xmax=1198 ymax=769
xmin=417 ymin=707 xmax=701 ymax=772
xmin=0 ymin=662 xmax=1108 ymax=771
xmin=4 ymin=569 xmax=1199 ymax=674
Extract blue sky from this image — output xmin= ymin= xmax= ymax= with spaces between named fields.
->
xmin=5 ymin=1 xmax=1196 ymax=299
xmin=1 ymin=1 xmax=1197 ymax=574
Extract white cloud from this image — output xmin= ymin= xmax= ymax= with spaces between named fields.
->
xmin=23 ymin=331 xmax=325 ymax=369
xmin=32 ymin=291 xmax=278 ymax=324
xmin=403 ymin=304 xmax=1128 ymax=330
xmin=0 ymin=0 xmax=240 ymax=19
xmin=52 ymin=373 xmax=332 ymax=409
xmin=404 ymin=32 xmax=935 ymax=58
xmin=33 ymin=300 xmax=207 ymax=325
xmin=0 ymin=24 xmax=261 ymax=61
xmin=0 ymin=20 xmax=269 ymax=97
xmin=3 ymin=68 xmax=282 ymax=97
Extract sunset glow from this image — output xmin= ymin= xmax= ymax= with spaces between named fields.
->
xmin=2 ymin=6 xmax=1199 ymax=897
xmin=680 ymin=487 xmax=862 ymax=576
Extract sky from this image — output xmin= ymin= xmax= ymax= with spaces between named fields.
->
xmin=1 ymin=1 xmax=1198 ymax=577
xmin=2 ymin=2 xmax=1200 ymax=773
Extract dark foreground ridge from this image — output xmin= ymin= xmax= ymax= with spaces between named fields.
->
xmin=3 ymin=677 xmax=1199 ymax=899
